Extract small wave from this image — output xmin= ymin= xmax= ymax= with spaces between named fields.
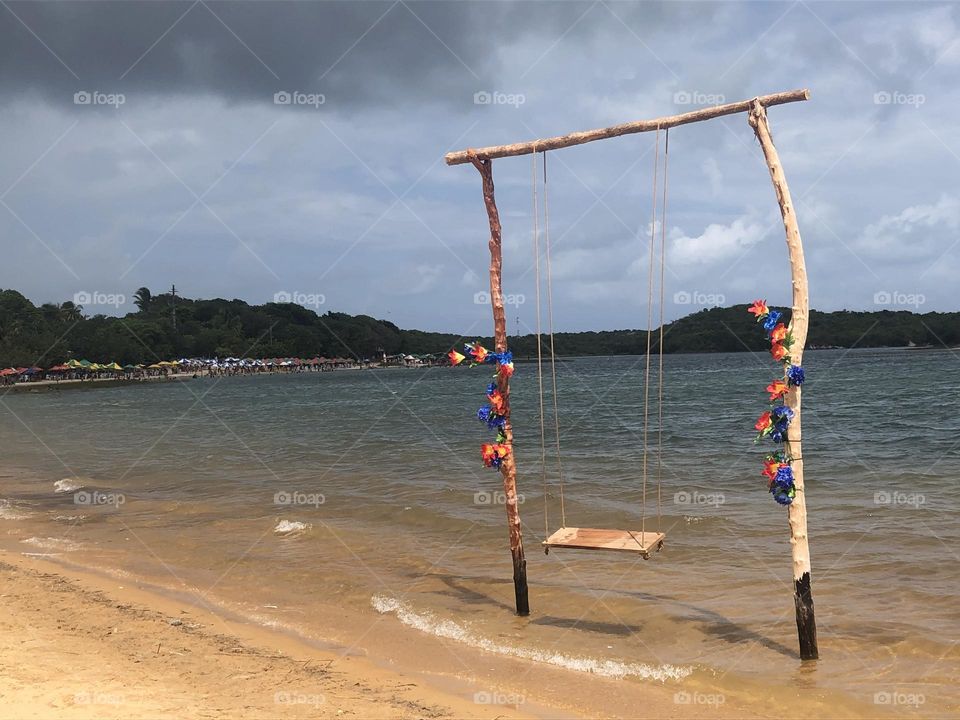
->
xmin=21 ymin=536 xmax=80 ymax=552
xmin=0 ymin=500 xmax=30 ymax=520
xmin=53 ymin=514 xmax=87 ymax=522
xmin=54 ymin=478 xmax=83 ymax=493
xmin=274 ymin=520 xmax=311 ymax=535
xmin=371 ymin=595 xmax=692 ymax=682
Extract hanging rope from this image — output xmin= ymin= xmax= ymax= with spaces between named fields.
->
xmin=657 ymin=129 xmax=670 ymax=533
xmin=641 ymin=128 xmax=661 ymax=542
xmin=533 ymin=148 xmax=550 ymax=539
xmin=543 ymin=151 xmax=566 ymax=529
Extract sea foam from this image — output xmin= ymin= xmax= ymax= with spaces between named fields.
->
xmin=0 ymin=500 xmax=29 ymax=520
xmin=21 ymin=536 xmax=80 ymax=552
xmin=274 ymin=520 xmax=311 ymax=535
xmin=54 ymin=478 xmax=83 ymax=493
xmin=371 ymin=594 xmax=692 ymax=682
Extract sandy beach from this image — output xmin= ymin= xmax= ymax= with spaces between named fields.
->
xmin=0 ymin=548 xmax=791 ymax=720
xmin=1 ymin=553 xmax=533 ymax=720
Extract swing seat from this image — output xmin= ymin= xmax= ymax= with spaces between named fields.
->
xmin=542 ymin=527 xmax=665 ymax=559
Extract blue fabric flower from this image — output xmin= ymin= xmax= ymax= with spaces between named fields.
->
xmin=771 ymin=406 xmax=794 ymax=423
xmin=763 ymin=310 xmax=782 ymax=332
xmin=771 ymin=485 xmax=795 ymax=505
xmin=477 ymin=406 xmax=491 ymax=423
xmin=774 ymin=465 xmax=794 ymax=488
xmin=487 ymin=381 xmax=498 ymax=395
xmin=787 ymin=365 xmax=805 ymax=386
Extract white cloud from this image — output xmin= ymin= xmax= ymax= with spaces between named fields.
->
xmin=858 ymin=194 xmax=960 ymax=258
xmin=668 ymin=215 xmax=767 ymax=267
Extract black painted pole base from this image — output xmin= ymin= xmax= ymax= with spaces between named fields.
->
xmin=794 ymin=571 xmax=819 ymax=660
xmin=512 ymin=550 xmax=530 ymax=616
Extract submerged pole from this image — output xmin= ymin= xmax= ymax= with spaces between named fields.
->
xmin=748 ymin=100 xmax=819 ymax=660
xmin=468 ymin=153 xmax=530 ymax=616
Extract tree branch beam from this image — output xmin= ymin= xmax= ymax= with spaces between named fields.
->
xmin=446 ymin=89 xmax=809 ymax=165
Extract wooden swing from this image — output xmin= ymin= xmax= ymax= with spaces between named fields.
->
xmin=447 ymin=88 xmax=820 ymax=660
xmin=532 ymin=138 xmax=669 ymax=559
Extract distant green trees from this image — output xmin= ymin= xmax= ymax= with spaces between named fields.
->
xmin=0 ymin=288 xmax=957 ymax=368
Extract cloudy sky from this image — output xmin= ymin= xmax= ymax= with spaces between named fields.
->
xmin=0 ymin=1 xmax=956 ymax=332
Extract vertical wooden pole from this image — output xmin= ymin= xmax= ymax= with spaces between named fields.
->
xmin=748 ymin=100 xmax=819 ymax=660
xmin=469 ymin=154 xmax=530 ymax=616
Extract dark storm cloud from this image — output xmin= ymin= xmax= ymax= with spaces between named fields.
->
xmin=0 ymin=0 xmax=663 ymax=108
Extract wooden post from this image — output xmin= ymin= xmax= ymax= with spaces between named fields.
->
xmin=748 ymin=100 xmax=819 ymax=660
xmin=469 ymin=153 xmax=530 ymax=616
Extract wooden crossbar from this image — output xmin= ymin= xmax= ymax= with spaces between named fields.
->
xmin=445 ymin=89 xmax=809 ymax=165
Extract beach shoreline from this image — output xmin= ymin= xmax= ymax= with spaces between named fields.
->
xmin=0 ymin=540 xmax=901 ymax=720
xmin=0 ymin=551 xmax=542 ymax=719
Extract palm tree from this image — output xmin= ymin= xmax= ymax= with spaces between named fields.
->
xmin=59 ymin=301 xmax=83 ymax=323
xmin=134 ymin=287 xmax=152 ymax=312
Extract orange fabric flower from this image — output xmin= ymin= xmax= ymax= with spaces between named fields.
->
xmin=769 ymin=323 xmax=788 ymax=343
xmin=771 ymin=343 xmax=787 ymax=361
xmin=470 ymin=344 xmax=489 ymax=363
xmin=748 ymin=300 xmax=769 ymax=318
xmin=487 ymin=390 xmax=505 ymax=414
xmin=766 ymin=379 xmax=789 ymax=401
xmin=448 ymin=350 xmax=465 ymax=365
xmin=754 ymin=411 xmax=772 ymax=432
xmin=762 ymin=460 xmax=781 ymax=480
xmin=498 ymin=362 xmax=514 ymax=378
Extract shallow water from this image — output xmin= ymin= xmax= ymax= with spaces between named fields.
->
xmin=1 ymin=349 xmax=958 ymax=716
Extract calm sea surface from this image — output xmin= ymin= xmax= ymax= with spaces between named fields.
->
xmin=1 ymin=349 xmax=958 ymax=716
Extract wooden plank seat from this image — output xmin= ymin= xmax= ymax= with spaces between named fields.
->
xmin=542 ymin=527 xmax=665 ymax=559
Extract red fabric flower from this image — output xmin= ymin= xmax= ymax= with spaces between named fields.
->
xmin=771 ymin=343 xmax=788 ymax=361
xmin=754 ymin=411 xmax=772 ymax=432
xmin=769 ymin=323 xmax=788 ymax=343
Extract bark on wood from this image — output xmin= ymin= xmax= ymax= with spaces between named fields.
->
xmin=447 ymin=90 xmax=809 ymax=165
xmin=748 ymin=100 xmax=819 ymax=661
xmin=469 ymin=153 xmax=530 ymax=616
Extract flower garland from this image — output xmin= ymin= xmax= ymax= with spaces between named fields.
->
xmin=450 ymin=342 xmax=515 ymax=469
xmin=748 ymin=300 xmax=806 ymax=505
